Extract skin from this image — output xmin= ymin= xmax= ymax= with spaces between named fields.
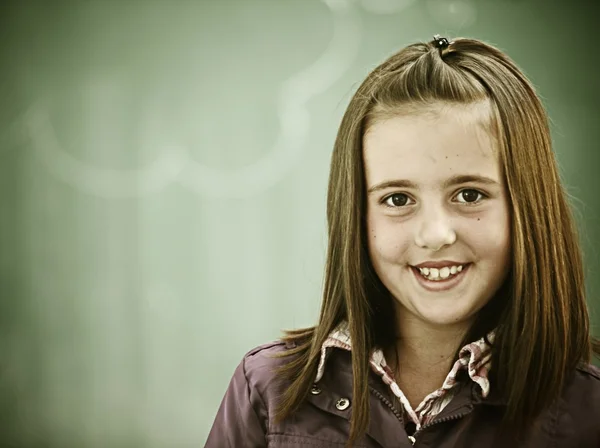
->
xmin=363 ymin=104 xmax=511 ymax=407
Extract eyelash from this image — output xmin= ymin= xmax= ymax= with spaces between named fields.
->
xmin=381 ymin=189 xmax=487 ymax=208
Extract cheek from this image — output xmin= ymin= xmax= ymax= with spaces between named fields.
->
xmin=367 ymin=218 xmax=407 ymax=262
xmin=468 ymin=214 xmax=511 ymax=261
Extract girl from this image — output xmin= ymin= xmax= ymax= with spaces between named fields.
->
xmin=206 ymin=36 xmax=600 ymax=447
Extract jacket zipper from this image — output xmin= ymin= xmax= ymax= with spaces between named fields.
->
xmin=409 ymin=407 xmax=473 ymax=445
xmin=369 ymin=387 xmax=404 ymax=422
xmin=371 ymin=386 xmax=474 ymax=446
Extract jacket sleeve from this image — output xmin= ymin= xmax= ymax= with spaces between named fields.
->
xmin=205 ymin=356 xmax=268 ymax=448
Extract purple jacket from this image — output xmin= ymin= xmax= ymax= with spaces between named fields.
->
xmin=205 ymin=340 xmax=600 ymax=447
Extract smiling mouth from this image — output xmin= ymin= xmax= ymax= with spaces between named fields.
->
xmin=410 ymin=263 xmax=471 ymax=291
xmin=413 ymin=264 xmax=468 ymax=281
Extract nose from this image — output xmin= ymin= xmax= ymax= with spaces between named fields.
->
xmin=414 ymin=206 xmax=457 ymax=251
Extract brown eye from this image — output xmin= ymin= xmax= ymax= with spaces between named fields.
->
xmin=457 ymin=189 xmax=484 ymax=204
xmin=384 ymin=193 xmax=411 ymax=207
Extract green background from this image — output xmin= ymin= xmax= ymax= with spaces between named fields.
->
xmin=0 ymin=0 xmax=598 ymax=446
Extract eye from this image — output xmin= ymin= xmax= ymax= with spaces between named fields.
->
xmin=455 ymin=189 xmax=486 ymax=204
xmin=383 ymin=193 xmax=413 ymax=208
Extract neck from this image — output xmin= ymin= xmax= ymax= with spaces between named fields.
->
xmin=385 ymin=312 xmax=470 ymax=408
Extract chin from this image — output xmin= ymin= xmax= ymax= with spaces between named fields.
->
xmin=413 ymin=304 xmax=480 ymax=328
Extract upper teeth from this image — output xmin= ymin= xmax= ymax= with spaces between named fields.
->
xmin=418 ymin=265 xmax=464 ymax=280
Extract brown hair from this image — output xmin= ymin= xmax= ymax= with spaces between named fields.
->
xmin=270 ymin=36 xmax=600 ymax=446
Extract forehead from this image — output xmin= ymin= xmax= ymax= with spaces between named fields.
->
xmin=363 ymin=106 xmax=501 ymax=185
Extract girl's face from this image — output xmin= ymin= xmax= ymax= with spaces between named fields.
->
xmin=363 ymin=106 xmax=511 ymax=331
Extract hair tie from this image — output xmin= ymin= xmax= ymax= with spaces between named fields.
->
xmin=433 ymin=34 xmax=453 ymax=57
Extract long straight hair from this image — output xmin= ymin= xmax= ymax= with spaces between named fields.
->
xmin=270 ymin=37 xmax=600 ymax=446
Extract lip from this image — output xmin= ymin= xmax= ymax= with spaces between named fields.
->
xmin=410 ymin=263 xmax=471 ymax=292
xmin=412 ymin=260 xmax=468 ymax=269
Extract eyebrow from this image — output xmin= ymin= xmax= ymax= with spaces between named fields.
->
xmin=367 ymin=174 xmax=500 ymax=195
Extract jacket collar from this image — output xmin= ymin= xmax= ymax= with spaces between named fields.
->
xmin=315 ymin=321 xmax=494 ymax=400
xmin=306 ymin=347 xmax=505 ymax=448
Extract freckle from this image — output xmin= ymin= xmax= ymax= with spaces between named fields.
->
xmin=477 ymin=218 xmax=480 ymax=221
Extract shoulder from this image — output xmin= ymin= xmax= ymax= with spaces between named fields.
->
xmin=576 ymin=363 xmax=600 ymax=380
xmin=206 ymin=340 xmax=303 ymax=446
xmin=243 ymin=339 xmax=298 ymax=369
xmin=555 ymin=363 xmax=600 ymax=440
xmin=564 ymin=363 xmax=600 ymax=399
xmin=240 ymin=339 xmax=302 ymax=396
xmin=561 ymin=363 xmax=600 ymax=407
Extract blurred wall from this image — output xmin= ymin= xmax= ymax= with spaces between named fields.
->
xmin=0 ymin=0 xmax=598 ymax=446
